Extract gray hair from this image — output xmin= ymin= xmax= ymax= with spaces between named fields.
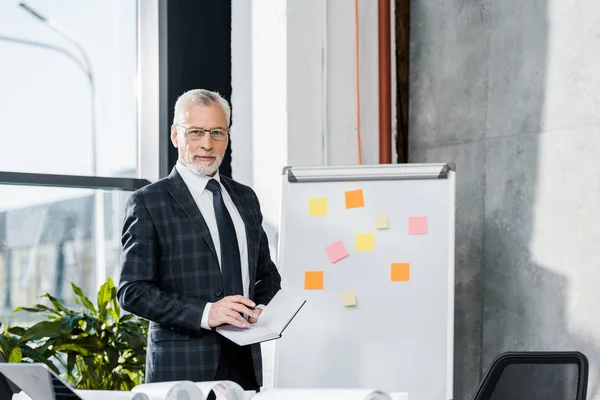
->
xmin=173 ymin=89 xmax=231 ymax=128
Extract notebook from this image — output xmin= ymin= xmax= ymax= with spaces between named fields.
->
xmin=216 ymin=290 xmax=306 ymax=346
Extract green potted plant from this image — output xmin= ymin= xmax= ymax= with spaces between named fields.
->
xmin=0 ymin=277 xmax=148 ymax=390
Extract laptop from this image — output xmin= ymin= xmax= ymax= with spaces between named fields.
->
xmin=0 ymin=362 xmax=82 ymax=400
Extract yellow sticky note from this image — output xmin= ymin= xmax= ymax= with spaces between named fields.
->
xmin=376 ymin=212 xmax=389 ymax=229
xmin=355 ymin=233 xmax=375 ymax=252
xmin=342 ymin=291 xmax=356 ymax=307
xmin=391 ymin=263 xmax=410 ymax=281
xmin=305 ymin=271 xmax=324 ymax=290
xmin=308 ymin=198 xmax=328 ymax=216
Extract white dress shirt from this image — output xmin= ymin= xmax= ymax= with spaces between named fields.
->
xmin=175 ymin=162 xmax=249 ymax=330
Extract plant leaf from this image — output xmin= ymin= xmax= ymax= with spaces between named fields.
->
xmin=120 ymin=313 xmax=135 ymax=322
xmin=108 ymin=309 xmax=120 ymax=323
xmin=119 ymin=330 xmax=146 ymax=354
xmin=60 ymin=313 xmax=84 ymax=334
xmin=67 ymin=352 xmax=76 ymax=375
xmin=111 ymin=290 xmax=120 ymax=322
xmin=0 ymin=334 xmax=16 ymax=353
xmin=82 ymin=355 xmax=99 ymax=386
xmin=65 ymin=336 xmax=103 ymax=352
xmin=21 ymin=346 xmax=60 ymax=374
xmin=42 ymin=294 xmax=68 ymax=313
xmin=7 ymin=326 xmax=26 ymax=337
xmin=8 ymin=277 xmax=149 ymax=391
xmin=105 ymin=346 xmax=119 ymax=371
xmin=116 ymin=371 xmax=136 ymax=391
xmin=79 ymin=314 xmax=99 ymax=334
xmin=21 ymin=320 xmax=65 ymax=342
xmin=8 ymin=346 xmax=22 ymax=362
xmin=13 ymin=304 xmax=56 ymax=314
xmin=35 ymin=337 xmax=57 ymax=356
xmin=52 ymin=344 xmax=92 ymax=356
xmin=71 ymin=282 xmax=97 ymax=315
xmin=97 ymin=278 xmax=114 ymax=319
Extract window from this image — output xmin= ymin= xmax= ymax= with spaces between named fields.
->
xmin=0 ymin=0 xmax=138 ymax=177
xmin=0 ymin=184 xmax=140 ymax=325
xmin=0 ymin=0 xmax=154 ymax=325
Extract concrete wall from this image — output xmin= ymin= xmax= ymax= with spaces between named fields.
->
xmin=410 ymin=0 xmax=600 ymax=399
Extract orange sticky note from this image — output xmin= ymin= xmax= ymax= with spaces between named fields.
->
xmin=408 ymin=216 xmax=428 ymax=235
xmin=345 ymin=189 xmax=364 ymax=209
xmin=391 ymin=263 xmax=410 ymax=281
xmin=355 ymin=233 xmax=375 ymax=252
xmin=305 ymin=271 xmax=324 ymax=290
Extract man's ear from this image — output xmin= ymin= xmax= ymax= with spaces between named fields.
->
xmin=170 ymin=125 xmax=179 ymax=148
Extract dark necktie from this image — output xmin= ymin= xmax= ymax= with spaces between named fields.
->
xmin=206 ymin=179 xmax=244 ymax=296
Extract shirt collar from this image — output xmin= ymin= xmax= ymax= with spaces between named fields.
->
xmin=175 ymin=161 xmax=221 ymax=192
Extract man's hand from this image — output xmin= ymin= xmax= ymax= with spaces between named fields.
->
xmin=248 ymin=307 xmax=263 ymax=324
xmin=208 ymin=295 xmax=258 ymax=328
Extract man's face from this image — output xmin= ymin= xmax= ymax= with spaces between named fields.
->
xmin=171 ymin=102 xmax=229 ymax=176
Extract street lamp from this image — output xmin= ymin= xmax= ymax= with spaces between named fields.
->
xmin=0 ymin=35 xmax=88 ymax=76
xmin=15 ymin=2 xmax=107 ymax=292
xmin=18 ymin=2 xmax=98 ymax=175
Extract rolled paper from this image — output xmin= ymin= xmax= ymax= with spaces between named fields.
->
xmin=194 ymin=380 xmax=246 ymax=400
xmin=132 ymin=380 xmax=205 ymax=400
xmin=74 ymin=389 xmax=150 ymax=400
xmin=252 ymin=388 xmax=394 ymax=400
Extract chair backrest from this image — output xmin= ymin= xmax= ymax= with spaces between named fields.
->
xmin=472 ymin=351 xmax=588 ymax=400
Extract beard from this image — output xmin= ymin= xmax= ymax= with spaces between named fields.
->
xmin=182 ymin=151 xmax=223 ymax=176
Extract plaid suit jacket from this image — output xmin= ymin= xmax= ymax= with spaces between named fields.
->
xmin=117 ymin=167 xmax=281 ymax=386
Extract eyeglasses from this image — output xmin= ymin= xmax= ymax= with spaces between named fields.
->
xmin=178 ymin=125 xmax=229 ymax=141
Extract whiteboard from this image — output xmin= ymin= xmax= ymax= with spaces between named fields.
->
xmin=273 ymin=164 xmax=455 ymax=400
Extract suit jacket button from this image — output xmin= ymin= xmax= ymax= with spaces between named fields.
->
xmin=215 ymin=290 xmax=222 ymax=297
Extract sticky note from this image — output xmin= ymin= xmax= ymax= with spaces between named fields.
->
xmin=408 ymin=216 xmax=428 ymax=235
xmin=342 ymin=291 xmax=356 ymax=307
xmin=325 ymin=241 xmax=349 ymax=263
xmin=309 ymin=198 xmax=328 ymax=216
xmin=305 ymin=271 xmax=324 ymax=290
xmin=355 ymin=233 xmax=375 ymax=252
xmin=345 ymin=189 xmax=364 ymax=209
xmin=376 ymin=212 xmax=389 ymax=229
xmin=391 ymin=263 xmax=410 ymax=281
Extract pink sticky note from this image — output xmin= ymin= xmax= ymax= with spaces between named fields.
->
xmin=325 ymin=241 xmax=349 ymax=263
xmin=408 ymin=216 xmax=428 ymax=235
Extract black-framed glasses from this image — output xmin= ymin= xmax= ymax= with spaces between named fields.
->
xmin=178 ymin=125 xmax=229 ymax=141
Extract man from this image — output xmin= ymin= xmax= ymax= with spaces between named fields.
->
xmin=117 ymin=89 xmax=281 ymax=391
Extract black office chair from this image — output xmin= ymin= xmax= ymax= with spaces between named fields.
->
xmin=472 ymin=351 xmax=589 ymax=400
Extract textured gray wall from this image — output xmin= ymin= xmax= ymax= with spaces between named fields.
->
xmin=410 ymin=0 xmax=600 ymax=399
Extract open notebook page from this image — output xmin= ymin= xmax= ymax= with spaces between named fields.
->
xmin=216 ymin=290 xmax=305 ymax=345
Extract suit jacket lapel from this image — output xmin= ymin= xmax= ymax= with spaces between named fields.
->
xmin=220 ymin=177 xmax=259 ymax=281
xmin=166 ymin=167 xmax=219 ymax=264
